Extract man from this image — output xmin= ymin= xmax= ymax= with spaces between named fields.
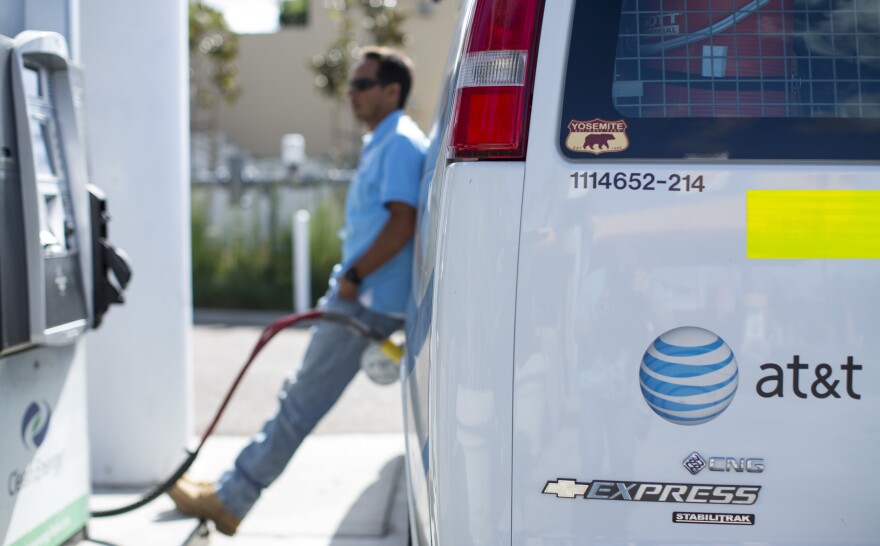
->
xmin=168 ymin=46 xmax=427 ymax=536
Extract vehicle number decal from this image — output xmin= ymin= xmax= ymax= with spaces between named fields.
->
xmin=570 ymin=172 xmax=705 ymax=192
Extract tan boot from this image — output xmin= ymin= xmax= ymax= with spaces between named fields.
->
xmin=168 ymin=476 xmax=242 ymax=536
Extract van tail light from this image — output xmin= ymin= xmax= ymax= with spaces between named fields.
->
xmin=448 ymin=0 xmax=545 ymax=160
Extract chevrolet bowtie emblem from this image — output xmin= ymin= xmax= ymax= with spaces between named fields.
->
xmin=542 ymin=479 xmax=589 ymax=499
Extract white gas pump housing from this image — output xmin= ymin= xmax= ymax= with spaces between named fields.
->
xmin=1 ymin=0 xmax=188 ymax=541
xmin=0 ymin=30 xmax=129 ymax=546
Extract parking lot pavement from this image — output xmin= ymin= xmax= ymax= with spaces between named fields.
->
xmin=86 ymin=311 xmax=409 ymax=545
xmin=191 ymin=310 xmax=405 ymax=437
xmin=87 ymin=434 xmax=409 ymax=546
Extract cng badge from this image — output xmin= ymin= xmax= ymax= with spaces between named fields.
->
xmin=640 ymin=327 xmax=738 ymax=425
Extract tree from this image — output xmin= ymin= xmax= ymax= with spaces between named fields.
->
xmin=280 ymin=0 xmax=310 ymax=27
xmin=189 ymin=2 xmax=243 ymax=132
xmin=308 ymin=0 xmax=411 ymax=155
xmin=310 ymin=0 xmax=410 ymax=100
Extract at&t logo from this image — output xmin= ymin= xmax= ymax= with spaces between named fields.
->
xmin=640 ymin=327 xmax=738 ymax=425
xmin=21 ymin=400 xmax=52 ymax=450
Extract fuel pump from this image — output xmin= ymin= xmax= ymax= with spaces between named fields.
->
xmin=10 ymin=31 xmax=92 ymax=346
xmin=0 ymin=34 xmax=29 ymax=355
xmin=0 ymin=30 xmax=129 ymax=546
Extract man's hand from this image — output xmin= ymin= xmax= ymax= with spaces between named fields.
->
xmin=337 ymin=276 xmax=359 ymax=301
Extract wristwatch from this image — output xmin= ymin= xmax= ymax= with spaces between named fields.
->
xmin=344 ymin=267 xmax=362 ymax=286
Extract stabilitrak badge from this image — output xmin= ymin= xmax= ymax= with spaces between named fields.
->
xmin=566 ymin=118 xmax=629 ymax=155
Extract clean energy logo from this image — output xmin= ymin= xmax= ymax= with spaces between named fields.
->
xmin=640 ymin=327 xmax=738 ymax=425
xmin=21 ymin=400 xmax=52 ymax=450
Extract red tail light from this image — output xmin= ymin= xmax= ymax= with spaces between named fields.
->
xmin=448 ymin=0 xmax=545 ymax=160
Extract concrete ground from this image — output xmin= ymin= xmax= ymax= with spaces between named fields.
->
xmin=189 ymin=309 xmax=404 ymax=437
xmin=86 ymin=310 xmax=409 ymax=546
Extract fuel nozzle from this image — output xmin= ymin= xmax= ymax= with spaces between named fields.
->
xmin=361 ymin=335 xmax=404 ymax=385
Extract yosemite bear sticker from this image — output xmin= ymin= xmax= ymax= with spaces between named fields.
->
xmin=566 ymin=119 xmax=629 ymax=155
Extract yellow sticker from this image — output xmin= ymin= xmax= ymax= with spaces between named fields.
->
xmin=747 ymin=190 xmax=880 ymax=259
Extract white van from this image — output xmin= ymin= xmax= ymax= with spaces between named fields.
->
xmin=402 ymin=1 xmax=880 ymax=544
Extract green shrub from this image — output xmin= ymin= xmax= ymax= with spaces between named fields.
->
xmin=191 ymin=191 xmax=343 ymax=310
xmin=307 ymin=196 xmax=345 ymax=303
xmin=280 ymin=0 xmax=309 ymax=27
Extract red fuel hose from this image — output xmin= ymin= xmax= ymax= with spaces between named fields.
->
xmin=195 ymin=309 xmax=324 ymax=447
xmin=91 ymin=308 xmax=387 ymax=518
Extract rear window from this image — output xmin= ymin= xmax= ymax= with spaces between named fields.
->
xmin=560 ymin=0 xmax=880 ymax=160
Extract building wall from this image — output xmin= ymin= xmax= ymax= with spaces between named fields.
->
xmin=0 ymin=0 xmax=76 ymax=55
xmin=0 ymin=4 xmax=26 ymax=40
xmin=213 ymin=0 xmax=461 ymax=159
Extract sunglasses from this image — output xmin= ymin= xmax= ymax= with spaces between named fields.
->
xmin=348 ymin=78 xmax=387 ymax=92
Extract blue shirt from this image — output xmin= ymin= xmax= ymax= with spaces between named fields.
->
xmin=332 ymin=110 xmax=428 ymax=315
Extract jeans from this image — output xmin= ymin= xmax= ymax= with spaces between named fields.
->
xmin=215 ymin=293 xmax=402 ymax=518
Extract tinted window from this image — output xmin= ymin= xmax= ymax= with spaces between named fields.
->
xmin=614 ymin=0 xmax=880 ymax=118
xmin=560 ymin=0 xmax=880 ymax=160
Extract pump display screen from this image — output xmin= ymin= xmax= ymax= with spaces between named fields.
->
xmin=23 ymin=66 xmax=41 ymax=98
xmin=30 ymin=118 xmax=57 ymax=177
